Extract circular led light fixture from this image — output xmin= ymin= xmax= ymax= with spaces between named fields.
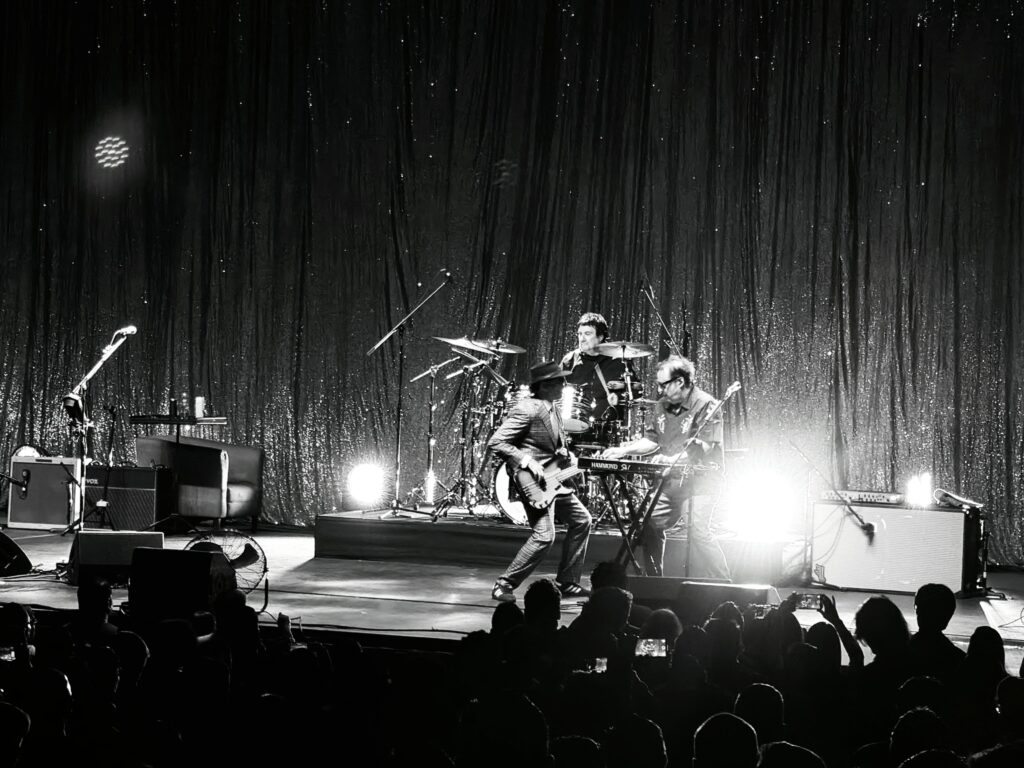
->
xmin=94 ymin=136 xmax=130 ymax=168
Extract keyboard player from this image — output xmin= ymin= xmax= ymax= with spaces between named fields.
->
xmin=599 ymin=355 xmax=729 ymax=579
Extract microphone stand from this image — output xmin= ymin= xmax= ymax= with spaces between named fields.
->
xmin=788 ymin=439 xmax=876 ymax=588
xmin=61 ymin=329 xmax=134 ymax=535
xmin=641 ymin=276 xmax=685 ymax=358
xmin=366 ymin=273 xmax=451 ymax=518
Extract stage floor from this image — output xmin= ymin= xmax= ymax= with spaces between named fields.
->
xmin=3 ymin=516 xmax=1024 ymax=669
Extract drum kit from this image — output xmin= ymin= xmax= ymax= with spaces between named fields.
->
xmin=419 ymin=333 xmax=660 ymax=527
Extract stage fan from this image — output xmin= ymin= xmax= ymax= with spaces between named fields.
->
xmin=184 ymin=530 xmax=268 ymax=594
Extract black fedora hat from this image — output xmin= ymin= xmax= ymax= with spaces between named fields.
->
xmin=529 ymin=361 xmax=572 ymax=385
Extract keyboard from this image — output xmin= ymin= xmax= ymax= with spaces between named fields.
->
xmin=820 ymin=489 xmax=905 ymax=505
xmin=576 ymin=456 xmax=716 ymax=477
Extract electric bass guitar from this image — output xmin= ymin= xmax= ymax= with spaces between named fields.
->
xmin=511 ymin=457 xmax=584 ymax=511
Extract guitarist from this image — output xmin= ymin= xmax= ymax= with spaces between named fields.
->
xmin=600 ymin=355 xmax=730 ymax=579
xmin=487 ymin=361 xmax=593 ymax=603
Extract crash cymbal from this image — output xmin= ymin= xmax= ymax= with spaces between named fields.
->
xmin=594 ymin=341 xmax=656 ymax=359
xmin=433 ymin=336 xmax=492 ymax=354
xmin=468 ymin=338 xmax=526 ymax=354
xmin=628 ymin=398 xmax=660 ymax=406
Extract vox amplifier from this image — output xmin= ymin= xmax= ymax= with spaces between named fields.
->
xmin=83 ymin=466 xmax=173 ymax=531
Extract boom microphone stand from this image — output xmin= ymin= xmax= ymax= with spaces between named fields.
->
xmin=366 ymin=271 xmax=452 ymax=518
xmin=61 ymin=325 xmax=138 ymax=535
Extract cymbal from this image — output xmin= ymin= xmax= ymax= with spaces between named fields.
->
xmin=468 ymin=338 xmax=526 ymax=354
xmin=594 ymin=341 xmax=656 ymax=359
xmin=628 ymin=398 xmax=659 ymax=406
xmin=433 ymin=336 xmax=491 ymax=354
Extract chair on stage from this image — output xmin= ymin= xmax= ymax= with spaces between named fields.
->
xmin=135 ymin=435 xmax=264 ymax=532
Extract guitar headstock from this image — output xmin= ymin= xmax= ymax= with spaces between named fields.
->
xmin=723 ymin=381 xmax=742 ymax=399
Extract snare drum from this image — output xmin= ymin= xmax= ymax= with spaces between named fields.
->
xmin=492 ymin=465 xmax=529 ymax=526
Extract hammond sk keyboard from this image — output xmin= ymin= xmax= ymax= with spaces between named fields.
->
xmin=576 ymin=456 xmax=714 ymax=477
xmin=820 ymin=489 xmax=904 ymax=505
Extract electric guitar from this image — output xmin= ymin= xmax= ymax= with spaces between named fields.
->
xmin=511 ymin=457 xmax=584 ymax=511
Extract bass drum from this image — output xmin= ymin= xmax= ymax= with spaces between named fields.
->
xmin=492 ymin=466 xmax=529 ymax=526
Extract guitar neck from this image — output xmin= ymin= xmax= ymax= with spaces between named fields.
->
xmin=551 ymin=465 xmax=582 ymax=484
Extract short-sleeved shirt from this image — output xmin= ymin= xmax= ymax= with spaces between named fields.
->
xmin=644 ymin=385 xmax=724 ymax=466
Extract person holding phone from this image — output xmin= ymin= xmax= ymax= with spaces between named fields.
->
xmin=600 ymin=355 xmax=729 ymax=578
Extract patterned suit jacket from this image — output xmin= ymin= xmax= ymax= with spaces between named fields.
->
xmin=487 ymin=396 xmax=564 ymax=471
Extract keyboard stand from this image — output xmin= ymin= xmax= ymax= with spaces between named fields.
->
xmin=591 ymin=474 xmax=642 ymax=572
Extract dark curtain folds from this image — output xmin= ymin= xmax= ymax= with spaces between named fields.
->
xmin=1 ymin=1 xmax=1022 ymax=562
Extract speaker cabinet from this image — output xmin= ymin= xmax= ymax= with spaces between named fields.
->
xmin=83 ymin=466 xmax=172 ymax=531
xmin=7 ymin=456 xmax=82 ymax=530
xmin=128 ymin=547 xmax=237 ymax=622
xmin=627 ymin=577 xmax=777 ymax=625
xmin=811 ymin=502 xmax=982 ymax=595
xmin=67 ymin=530 xmax=165 ymax=586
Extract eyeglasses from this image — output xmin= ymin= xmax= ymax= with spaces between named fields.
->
xmin=656 ymin=376 xmax=683 ymax=393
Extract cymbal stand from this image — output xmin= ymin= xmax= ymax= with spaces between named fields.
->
xmin=409 ymin=357 xmax=459 ymax=516
xmin=432 ymin=362 xmax=485 ymax=518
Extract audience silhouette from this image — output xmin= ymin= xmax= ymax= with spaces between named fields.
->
xmin=0 ymin=563 xmax=1021 ymax=768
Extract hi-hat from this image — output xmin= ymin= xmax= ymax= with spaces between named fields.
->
xmin=433 ymin=336 xmax=492 ymax=354
xmin=468 ymin=338 xmax=526 ymax=354
xmin=594 ymin=341 xmax=655 ymax=359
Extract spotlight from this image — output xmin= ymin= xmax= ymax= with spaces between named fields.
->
xmin=720 ymin=469 xmax=801 ymax=542
xmin=94 ymin=136 xmax=130 ymax=168
xmin=346 ymin=463 xmax=387 ymax=509
xmin=906 ymin=472 xmax=932 ymax=507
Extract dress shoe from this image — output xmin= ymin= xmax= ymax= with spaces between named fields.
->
xmin=491 ymin=581 xmax=516 ymax=602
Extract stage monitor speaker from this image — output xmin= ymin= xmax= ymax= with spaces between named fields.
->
xmin=128 ymin=547 xmax=237 ymax=622
xmin=627 ymin=577 xmax=776 ymax=626
xmin=7 ymin=456 xmax=82 ymax=530
xmin=811 ymin=502 xmax=982 ymax=595
xmin=0 ymin=530 xmax=32 ymax=576
xmin=83 ymin=466 xmax=173 ymax=531
xmin=67 ymin=530 xmax=165 ymax=587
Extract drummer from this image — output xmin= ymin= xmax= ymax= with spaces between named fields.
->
xmin=559 ymin=312 xmax=632 ymax=422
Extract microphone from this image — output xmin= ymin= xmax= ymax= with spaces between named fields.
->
xmin=934 ymin=488 xmax=984 ymax=509
xmin=861 ymin=521 xmax=875 ymax=541
xmin=116 ymin=325 xmax=138 ymax=336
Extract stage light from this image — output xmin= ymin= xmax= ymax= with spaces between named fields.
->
xmin=346 ymin=463 xmax=386 ymax=509
xmin=425 ymin=469 xmax=437 ymax=504
xmin=906 ymin=472 xmax=932 ymax=507
xmin=720 ymin=468 xmax=802 ymax=542
xmin=94 ymin=136 xmax=130 ymax=168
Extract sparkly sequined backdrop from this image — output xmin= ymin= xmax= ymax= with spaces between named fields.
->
xmin=1 ymin=1 xmax=1022 ymax=561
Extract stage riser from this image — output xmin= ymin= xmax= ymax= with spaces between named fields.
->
xmin=313 ymin=513 xmax=792 ymax=584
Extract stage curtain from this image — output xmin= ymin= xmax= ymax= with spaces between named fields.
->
xmin=1 ymin=1 xmax=1022 ymax=563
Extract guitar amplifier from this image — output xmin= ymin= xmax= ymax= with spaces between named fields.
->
xmin=811 ymin=502 xmax=983 ymax=595
xmin=7 ymin=456 xmax=82 ymax=530
xmin=84 ymin=466 xmax=173 ymax=531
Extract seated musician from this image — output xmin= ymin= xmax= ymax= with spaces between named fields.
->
xmin=599 ymin=355 xmax=730 ymax=579
xmin=560 ymin=312 xmax=630 ymax=423
xmin=487 ymin=361 xmax=593 ymax=603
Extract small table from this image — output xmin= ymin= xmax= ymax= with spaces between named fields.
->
xmin=129 ymin=414 xmax=228 ymax=441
